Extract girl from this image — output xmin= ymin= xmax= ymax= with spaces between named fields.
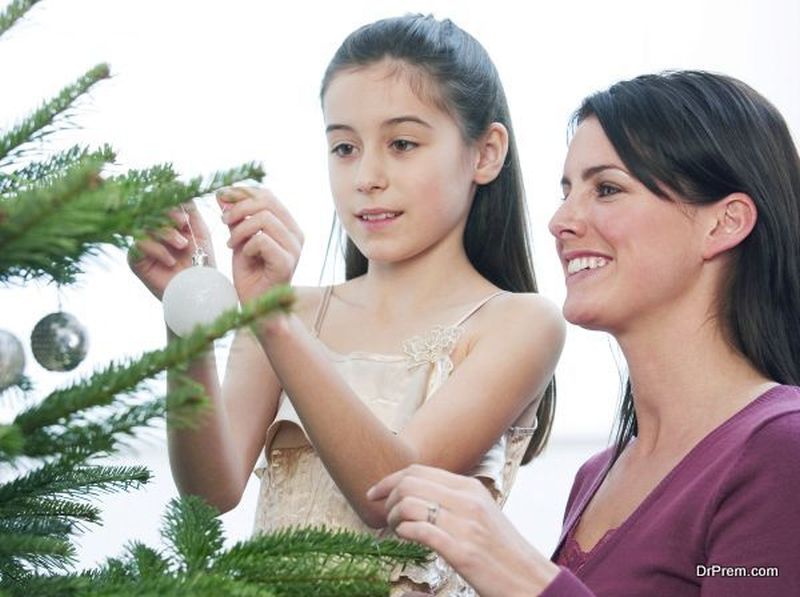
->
xmin=370 ymin=70 xmax=800 ymax=595
xmin=130 ymin=15 xmax=564 ymax=595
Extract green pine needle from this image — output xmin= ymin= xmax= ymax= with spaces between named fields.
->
xmin=0 ymin=460 xmax=150 ymax=507
xmin=161 ymin=496 xmax=224 ymax=574
xmin=0 ymin=425 xmax=24 ymax=459
xmin=0 ymin=145 xmax=116 ymax=197
xmin=0 ymin=64 xmax=110 ymax=165
xmin=0 ymin=531 xmax=75 ymax=575
xmin=0 ymin=0 xmax=41 ymax=39
xmin=0 ymin=160 xmax=265 ymax=285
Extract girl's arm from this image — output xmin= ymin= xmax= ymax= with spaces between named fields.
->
xmin=221 ymin=186 xmax=564 ymax=527
xmin=129 ymin=200 xmax=289 ymax=513
xmin=254 ymin=293 xmax=564 ymax=526
xmin=166 ymin=328 xmax=282 ymax=512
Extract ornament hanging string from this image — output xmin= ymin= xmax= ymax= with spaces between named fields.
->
xmin=180 ymin=204 xmax=208 ymax=266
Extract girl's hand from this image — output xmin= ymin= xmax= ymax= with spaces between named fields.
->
xmin=367 ymin=465 xmax=560 ymax=597
xmin=128 ymin=201 xmax=215 ymax=300
xmin=217 ymin=187 xmax=304 ymax=305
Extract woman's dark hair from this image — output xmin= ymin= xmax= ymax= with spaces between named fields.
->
xmin=573 ymin=71 xmax=800 ymax=461
xmin=320 ymin=14 xmax=554 ymax=461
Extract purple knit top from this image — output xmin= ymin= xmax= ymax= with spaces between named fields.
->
xmin=542 ymin=384 xmax=800 ymax=596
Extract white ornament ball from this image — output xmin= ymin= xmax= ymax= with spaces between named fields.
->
xmin=0 ymin=329 xmax=25 ymax=390
xmin=162 ymin=266 xmax=239 ymax=337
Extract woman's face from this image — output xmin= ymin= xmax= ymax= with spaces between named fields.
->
xmin=549 ymin=117 xmax=708 ymax=335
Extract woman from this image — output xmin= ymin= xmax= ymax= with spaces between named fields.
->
xmin=368 ymin=71 xmax=800 ymax=595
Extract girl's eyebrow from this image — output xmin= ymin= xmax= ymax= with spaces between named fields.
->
xmin=383 ymin=115 xmax=432 ymax=129
xmin=560 ymin=164 xmax=630 ymax=186
xmin=325 ymin=115 xmax=432 ymax=134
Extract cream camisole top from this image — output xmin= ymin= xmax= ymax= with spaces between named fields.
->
xmin=252 ymin=286 xmax=538 ymax=594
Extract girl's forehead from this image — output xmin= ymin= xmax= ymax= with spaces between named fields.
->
xmin=322 ymin=60 xmax=451 ymax=123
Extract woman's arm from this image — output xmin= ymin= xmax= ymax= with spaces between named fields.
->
xmin=702 ymin=412 xmax=800 ymax=595
xmin=368 ymin=464 xmax=566 ymax=596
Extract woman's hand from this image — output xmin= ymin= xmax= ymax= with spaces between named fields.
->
xmin=217 ymin=187 xmax=304 ymax=305
xmin=367 ymin=464 xmax=560 ymax=597
xmin=128 ymin=201 xmax=215 ymax=300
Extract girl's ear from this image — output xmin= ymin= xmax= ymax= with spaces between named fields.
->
xmin=702 ymin=192 xmax=758 ymax=260
xmin=473 ymin=122 xmax=509 ymax=185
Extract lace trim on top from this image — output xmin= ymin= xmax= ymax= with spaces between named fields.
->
xmin=402 ymin=324 xmax=464 ymax=370
xmin=555 ymin=523 xmax=617 ymax=572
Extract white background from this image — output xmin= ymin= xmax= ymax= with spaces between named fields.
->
xmin=1 ymin=0 xmax=798 ymax=568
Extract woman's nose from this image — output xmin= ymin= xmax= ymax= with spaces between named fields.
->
xmin=548 ymin=197 xmax=586 ymax=239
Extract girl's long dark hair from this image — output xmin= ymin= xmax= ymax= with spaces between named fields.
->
xmin=321 ymin=15 xmax=554 ymax=461
xmin=574 ymin=71 xmax=800 ymax=461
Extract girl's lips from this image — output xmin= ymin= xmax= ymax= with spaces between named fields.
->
xmin=358 ymin=211 xmax=402 ymax=231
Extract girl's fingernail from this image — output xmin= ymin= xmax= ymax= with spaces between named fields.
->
xmin=366 ymin=486 xmax=376 ymax=499
xmin=175 ymin=235 xmax=189 ymax=248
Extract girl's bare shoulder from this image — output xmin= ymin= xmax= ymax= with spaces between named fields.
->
xmin=471 ymin=292 xmax=565 ymax=344
xmin=290 ymin=286 xmax=329 ymax=326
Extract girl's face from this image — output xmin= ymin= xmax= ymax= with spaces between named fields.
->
xmin=549 ymin=117 xmax=707 ymax=335
xmin=322 ymin=60 xmax=479 ymax=267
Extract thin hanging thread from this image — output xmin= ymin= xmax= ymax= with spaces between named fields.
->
xmin=180 ymin=205 xmax=207 ymax=266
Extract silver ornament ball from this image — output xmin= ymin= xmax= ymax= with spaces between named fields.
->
xmin=0 ymin=329 xmax=25 ymax=390
xmin=162 ymin=266 xmax=239 ymax=337
xmin=30 ymin=312 xmax=88 ymax=372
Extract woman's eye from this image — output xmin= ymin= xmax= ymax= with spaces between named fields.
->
xmin=331 ymin=143 xmax=355 ymax=157
xmin=597 ymin=183 xmax=620 ymax=198
xmin=391 ymin=139 xmax=417 ymax=152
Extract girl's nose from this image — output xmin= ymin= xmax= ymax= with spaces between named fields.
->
xmin=355 ymin=152 xmax=388 ymax=194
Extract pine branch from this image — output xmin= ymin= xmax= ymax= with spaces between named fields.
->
xmin=160 ymin=496 xmax=224 ymax=575
xmin=18 ymin=393 xmax=190 ymax=459
xmin=0 ymin=156 xmax=105 ymax=282
xmin=0 ymin=460 xmax=149 ymax=508
xmin=0 ymin=531 xmax=74 ymax=576
xmin=0 ymin=496 xmax=101 ymax=529
xmin=0 ymin=64 xmax=110 ymax=165
xmin=13 ymin=285 xmax=294 ymax=437
xmin=0 ymin=161 xmax=265 ymax=284
xmin=0 ymin=0 xmax=41 ymax=39
xmin=0 ymin=425 xmax=24 ymax=458
xmin=11 ymin=570 xmax=278 ymax=597
xmin=218 ymin=526 xmax=429 ymax=564
xmin=0 ymin=513 xmax=74 ymax=539
xmin=0 ymin=145 xmax=115 ymax=196
xmin=121 ymin=542 xmax=170 ymax=578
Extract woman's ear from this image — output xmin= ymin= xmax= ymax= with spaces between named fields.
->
xmin=473 ymin=122 xmax=509 ymax=185
xmin=702 ymin=192 xmax=758 ymax=260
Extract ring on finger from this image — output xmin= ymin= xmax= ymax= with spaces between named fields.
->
xmin=426 ymin=501 xmax=440 ymax=525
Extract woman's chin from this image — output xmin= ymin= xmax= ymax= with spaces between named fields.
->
xmin=562 ymin=302 xmax=606 ymax=331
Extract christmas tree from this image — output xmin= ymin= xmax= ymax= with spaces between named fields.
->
xmin=0 ymin=0 xmax=426 ymax=594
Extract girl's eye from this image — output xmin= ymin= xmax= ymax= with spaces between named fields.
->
xmin=597 ymin=183 xmax=621 ymax=198
xmin=391 ymin=139 xmax=417 ymax=152
xmin=331 ymin=143 xmax=355 ymax=157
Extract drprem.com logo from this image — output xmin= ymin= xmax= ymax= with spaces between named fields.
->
xmin=696 ymin=564 xmax=779 ymax=578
